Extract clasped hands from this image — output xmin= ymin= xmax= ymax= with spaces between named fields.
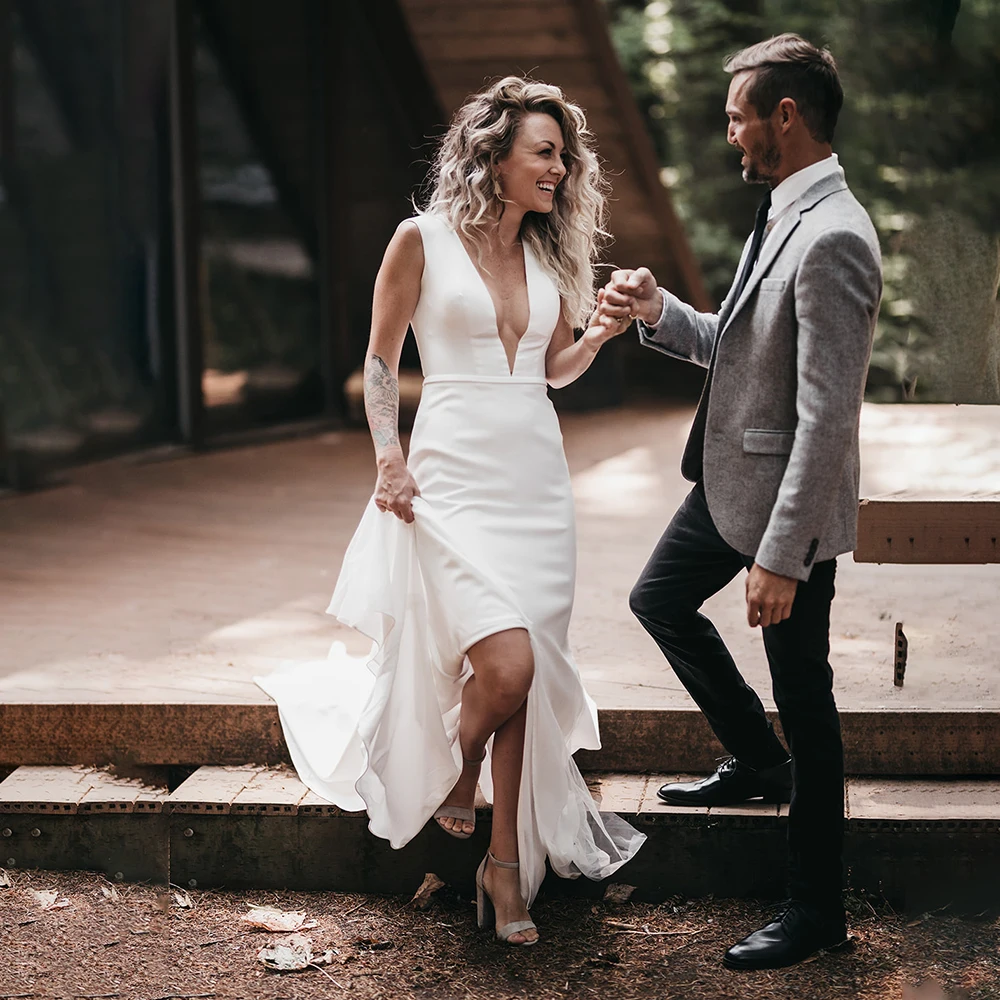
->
xmin=587 ymin=267 xmax=664 ymax=343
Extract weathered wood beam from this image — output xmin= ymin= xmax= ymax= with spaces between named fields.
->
xmin=2 ymin=703 xmax=996 ymax=775
xmin=855 ymin=499 xmax=1000 ymax=564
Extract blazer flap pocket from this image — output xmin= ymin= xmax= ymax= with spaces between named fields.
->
xmin=743 ymin=428 xmax=795 ymax=455
xmin=758 ymin=278 xmax=786 ymax=292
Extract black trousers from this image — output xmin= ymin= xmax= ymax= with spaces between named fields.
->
xmin=629 ymin=482 xmax=844 ymax=910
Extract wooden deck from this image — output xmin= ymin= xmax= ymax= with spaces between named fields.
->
xmin=1 ymin=402 xmax=998 ymax=716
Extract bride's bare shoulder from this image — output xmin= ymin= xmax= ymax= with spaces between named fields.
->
xmin=380 ymin=217 xmax=425 ymax=278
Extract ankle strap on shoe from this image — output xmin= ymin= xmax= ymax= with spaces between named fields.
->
xmin=488 ymin=851 xmax=519 ymax=869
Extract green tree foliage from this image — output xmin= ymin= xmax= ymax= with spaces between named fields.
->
xmin=606 ymin=0 xmax=1000 ymax=401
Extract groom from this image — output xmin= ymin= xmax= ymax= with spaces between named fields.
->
xmin=602 ymin=34 xmax=882 ymax=969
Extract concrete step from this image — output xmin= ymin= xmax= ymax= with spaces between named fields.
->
xmin=1 ymin=766 xmax=998 ymax=915
xmin=1 ymin=703 xmax=997 ymax=775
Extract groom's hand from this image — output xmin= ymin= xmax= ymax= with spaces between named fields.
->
xmin=746 ymin=563 xmax=798 ymax=628
xmin=607 ymin=268 xmax=663 ymax=326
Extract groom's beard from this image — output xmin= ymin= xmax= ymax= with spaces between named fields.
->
xmin=742 ymin=124 xmax=781 ymax=185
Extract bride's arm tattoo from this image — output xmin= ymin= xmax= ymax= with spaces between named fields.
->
xmin=364 ymin=353 xmax=400 ymax=453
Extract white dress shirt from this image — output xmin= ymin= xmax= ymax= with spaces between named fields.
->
xmin=766 ymin=153 xmax=843 ymax=230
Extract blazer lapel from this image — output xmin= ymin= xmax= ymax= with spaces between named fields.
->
xmin=721 ymin=210 xmax=802 ymax=332
xmin=720 ymin=172 xmax=849 ymax=334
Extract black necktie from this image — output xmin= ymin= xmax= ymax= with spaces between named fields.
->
xmin=680 ymin=190 xmax=772 ymax=483
xmin=730 ymin=191 xmax=772 ymax=306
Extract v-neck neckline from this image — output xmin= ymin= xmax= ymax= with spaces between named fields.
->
xmin=451 ymin=225 xmax=533 ymax=376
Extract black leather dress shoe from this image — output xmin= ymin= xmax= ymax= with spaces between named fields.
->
xmin=657 ymin=756 xmax=792 ymax=806
xmin=722 ymin=902 xmax=849 ymax=970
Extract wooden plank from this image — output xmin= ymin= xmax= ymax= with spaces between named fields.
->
xmin=438 ymin=82 xmax=614 ymax=119
xmin=230 ymin=767 xmax=309 ymax=815
xmin=417 ymin=31 xmax=588 ymax=61
xmin=0 ymin=704 xmax=288 ymax=769
xmin=855 ymin=499 xmax=1000 ymax=564
xmin=298 ymin=788 xmax=365 ymax=817
xmin=4 ymin=704 xmax=1000 ymax=776
xmin=0 ymin=814 xmax=170 ymax=883
xmin=575 ymin=708 xmax=1000 ymax=776
xmin=169 ymin=765 xmax=263 ymax=815
xmin=404 ymin=0 xmax=570 ymax=10
xmin=0 ymin=766 xmax=94 ymax=814
xmin=848 ymin=778 xmax=1000 ymax=822
xmin=709 ymin=801 xmax=781 ymax=818
xmin=409 ymin=3 xmax=577 ymax=35
xmin=586 ymin=773 xmax=647 ymax=813
xmin=426 ymin=55 xmax=600 ymax=93
xmin=78 ymin=771 xmax=170 ymax=815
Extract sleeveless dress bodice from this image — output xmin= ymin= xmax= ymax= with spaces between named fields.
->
xmin=410 ymin=213 xmax=560 ymax=380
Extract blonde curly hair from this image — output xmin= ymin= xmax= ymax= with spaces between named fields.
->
xmin=420 ymin=76 xmax=608 ymax=329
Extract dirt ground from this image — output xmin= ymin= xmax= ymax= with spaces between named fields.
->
xmin=0 ymin=869 xmax=997 ymax=1000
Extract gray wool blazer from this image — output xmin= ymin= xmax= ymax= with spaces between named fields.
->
xmin=639 ymin=171 xmax=883 ymax=581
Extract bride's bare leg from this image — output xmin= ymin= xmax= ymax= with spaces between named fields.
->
xmin=484 ymin=699 xmax=538 ymax=943
xmin=436 ymin=629 xmax=532 ymax=835
xmin=440 ymin=628 xmax=538 ymax=944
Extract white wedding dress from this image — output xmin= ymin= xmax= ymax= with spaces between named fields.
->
xmin=256 ymin=212 xmax=645 ymax=904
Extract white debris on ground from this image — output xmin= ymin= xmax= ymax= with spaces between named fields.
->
xmin=241 ymin=903 xmax=318 ymax=932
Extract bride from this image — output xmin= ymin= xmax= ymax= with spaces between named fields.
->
xmin=259 ymin=76 xmax=644 ymax=946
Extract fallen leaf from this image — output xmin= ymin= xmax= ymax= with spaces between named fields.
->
xmin=172 ymin=889 xmax=194 ymax=909
xmin=256 ymin=933 xmax=334 ymax=972
xmin=241 ymin=905 xmax=317 ymax=933
xmin=32 ymin=889 xmax=70 ymax=910
xmin=101 ymin=884 xmax=121 ymax=902
xmin=408 ymin=873 xmax=445 ymax=910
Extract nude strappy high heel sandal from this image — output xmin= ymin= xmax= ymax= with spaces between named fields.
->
xmin=433 ymin=750 xmax=486 ymax=840
xmin=475 ymin=852 xmax=538 ymax=946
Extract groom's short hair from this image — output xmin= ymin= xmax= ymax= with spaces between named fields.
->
xmin=724 ymin=34 xmax=843 ymax=144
